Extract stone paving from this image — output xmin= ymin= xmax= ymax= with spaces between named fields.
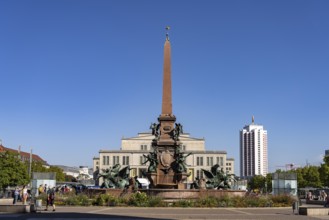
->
xmin=1 ymin=198 xmax=328 ymax=220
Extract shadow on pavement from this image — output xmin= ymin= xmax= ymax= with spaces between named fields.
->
xmin=3 ymin=212 xmax=174 ymax=220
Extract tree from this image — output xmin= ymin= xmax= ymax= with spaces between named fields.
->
xmin=24 ymin=161 xmax=65 ymax=182
xmin=319 ymin=164 xmax=329 ymax=187
xmin=302 ymin=166 xmax=322 ymax=188
xmin=0 ymin=151 xmax=29 ymax=190
xmin=265 ymin=173 xmax=272 ymax=193
xmin=323 ymin=155 xmax=329 ymax=166
xmin=295 ymin=168 xmax=306 ymax=188
xmin=48 ymin=166 xmax=65 ymax=182
xmin=248 ymin=175 xmax=266 ymax=193
xmin=64 ymin=174 xmax=77 ymax=182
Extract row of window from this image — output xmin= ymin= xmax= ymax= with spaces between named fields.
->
xmin=102 ymin=156 xmax=130 ymax=166
xmin=197 ymin=156 xmax=224 ymax=166
xmin=140 ymin=145 xmax=187 ymax=151
xmin=102 ymin=155 xmax=229 ymax=167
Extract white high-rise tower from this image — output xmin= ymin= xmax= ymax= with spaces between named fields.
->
xmin=240 ymin=116 xmax=268 ymax=178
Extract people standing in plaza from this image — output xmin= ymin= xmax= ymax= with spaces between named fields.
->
xmin=324 ymin=194 xmax=329 ymax=207
xmin=45 ymin=187 xmax=56 ymax=211
xmin=38 ymin=184 xmax=44 ymax=195
xmin=22 ymin=185 xmax=28 ymax=205
xmin=12 ymin=187 xmax=20 ymax=205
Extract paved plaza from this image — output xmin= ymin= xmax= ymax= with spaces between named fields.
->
xmin=1 ymin=205 xmax=329 ymax=220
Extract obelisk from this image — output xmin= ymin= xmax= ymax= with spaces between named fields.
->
xmin=161 ymin=28 xmax=173 ymax=116
xmin=158 ymin=27 xmax=176 ymax=143
xmin=146 ymin=27 xmax=190 ymax=189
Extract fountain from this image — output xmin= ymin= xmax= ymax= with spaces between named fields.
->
xmin=91 ymin=27 xmax=246 ymax=201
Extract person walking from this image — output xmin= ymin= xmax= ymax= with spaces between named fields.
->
xmin=45 ymin=187 xmax=56 ymax=211
xmin=22 ymin=185 xmax=28 ymax=205
xmin=324 ymin=194 xmax=329 ymax=207
xmin=12 ymin=187 xmax=20 ymax=205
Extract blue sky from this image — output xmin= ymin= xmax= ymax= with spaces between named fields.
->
xmin=1 ymin=1 xmax=328 ymax=174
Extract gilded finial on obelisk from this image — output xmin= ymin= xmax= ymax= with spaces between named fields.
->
xmin=165 ymin=26 xmax=170 ymax=41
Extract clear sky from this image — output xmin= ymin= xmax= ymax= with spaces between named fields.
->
xmin=1 ymin=1 xmax=328 ymax=174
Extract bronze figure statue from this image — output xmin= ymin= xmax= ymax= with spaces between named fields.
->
xmin=172 ymin=123 xmax=183 ymax=141
xmin=143 ymin=151 xmax=158 ymax=173
xmin=175 ymin=151 xmax=192 ymax=173
xmin=97 ymin=164 xmax=131 ymax=189
xmin=202 ymin=164 xmax=236 ymax=189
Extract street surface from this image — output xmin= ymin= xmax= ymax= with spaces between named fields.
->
xmin=1 ymin=206 xmax=329 ymax=220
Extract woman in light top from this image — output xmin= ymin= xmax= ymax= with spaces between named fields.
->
xmin=22 ymin=185 xmax=28 ymax=205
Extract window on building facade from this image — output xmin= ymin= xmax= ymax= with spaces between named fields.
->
xmin=196 ymin=169 xmax=204 ymax=179
xmin=113 ymin=156 xmax=119 ymax=165
xmin=220 ymin=157 xmax=223 ymax=166
xmin=140 ymin=145 xmax=147 ymax=150
xmin=197 ymin=157 xmax=204 ymax=166
xmin=122 ymin=156 xmax=129 ymax=165
xmin=196 ymin=170 xmax=200 ymax=179
xmin=140 ymin=155 xmax=147 ymax=165
xmin=207 ymin=157 xmax=213 ymax=166
xmin=103 ymin=156 xmax=109 ymax=165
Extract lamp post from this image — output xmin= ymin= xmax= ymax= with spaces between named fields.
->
xmin=29 ymin=148 xmax=32 ymax=178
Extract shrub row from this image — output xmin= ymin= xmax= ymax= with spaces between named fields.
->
xmin=48 ymin=192 xmax=295 ymax=208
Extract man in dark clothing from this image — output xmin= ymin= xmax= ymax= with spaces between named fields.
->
xmin=45 ymin=187 xmax=56 ymax=211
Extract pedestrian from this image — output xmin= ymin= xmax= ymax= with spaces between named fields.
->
xmin=12 ymin=187 xmax=19 ymax=205
xmin=38 ymin=184 xmax=44 ymax=195
xmin=22 ymin=185 xmax=28 ymax=205
xmin=45 ymin=187 xmax=56 ymax=211
xmin=324 ymin=194 xmax=329 ymax=207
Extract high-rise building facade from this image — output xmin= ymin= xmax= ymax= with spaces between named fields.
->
xmin=240 ymin=117 xmax=268 ymax=178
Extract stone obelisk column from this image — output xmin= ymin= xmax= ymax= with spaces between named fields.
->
xmin=161 ymin=32 xmax=172 ymax=116
xmin=153 ymin=27 xmax=179 ymax=188
xmin=158 ymin=28 xmax=176 ymax=144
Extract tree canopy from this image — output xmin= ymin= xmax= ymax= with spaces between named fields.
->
xmin=0 ymin=151 xmax=29 ymax=190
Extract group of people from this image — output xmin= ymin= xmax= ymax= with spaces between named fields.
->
xmin=12 ymin=185 xmax=28 ymax=205
xmin=306 ymin=190 xmax=329 ymax=207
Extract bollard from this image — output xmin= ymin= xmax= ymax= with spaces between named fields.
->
xmin=292 ymin=201 xmax=299 ymax=214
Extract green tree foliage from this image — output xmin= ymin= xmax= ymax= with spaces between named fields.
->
xmin=273 ymin=166 xmax=322 ymax=188
xmin=323 ymin=156 xmax=329 ymax=166
xmin=48 ymin=166 xmax=65 ymax=181
xmin=302 ymin=166 xmax=322 ymax=188
xmin=248 ymin=175 xmax=266 ymax=192
xmin=269 ymin=155 xmax=329 ymax=189
xmin=295 ymin=168 xmax=306 ymax=188
xmin=30 ymin=161 xmax=48 ymax=172
xmin=24 ymin=161 xmax=65 ymax=182
xmin=65 ymin=174 xmax=77 ymax=182
xmin=0 ymin=151 xmax=29 ymax=190
xmin=265 ymin=173 xmax=272 ymax=193
xmin=319 ymin=164 xmax=329 ymax=187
